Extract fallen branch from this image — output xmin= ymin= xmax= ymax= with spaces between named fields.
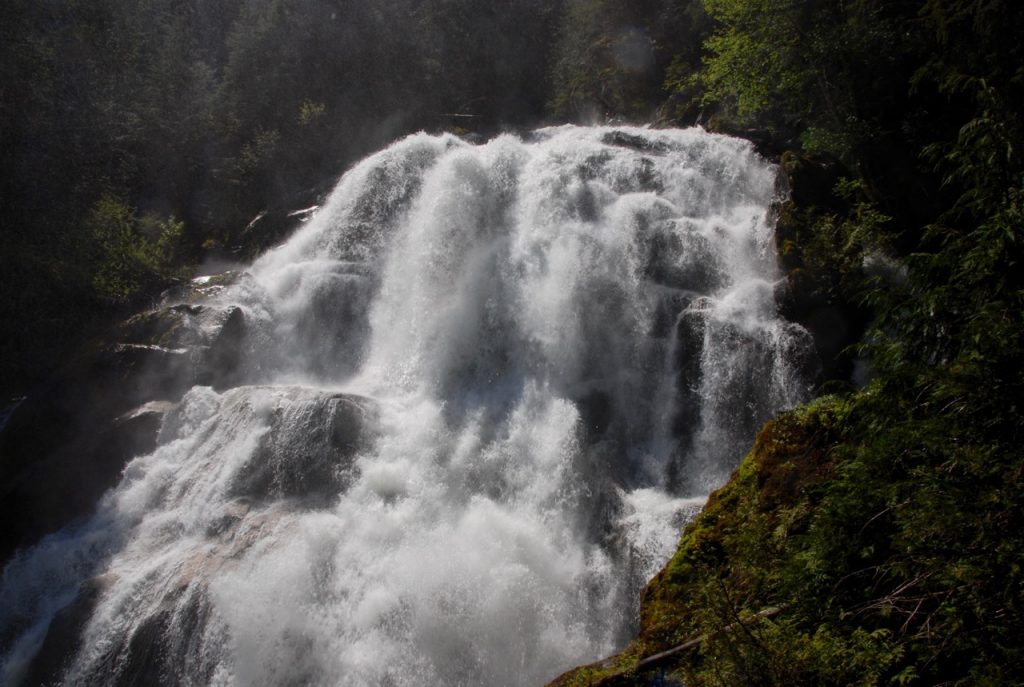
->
xmin=632 ymin=605 xmax=786 ymax=673
xmin=547 ymin=606 xmax=787 ymax=687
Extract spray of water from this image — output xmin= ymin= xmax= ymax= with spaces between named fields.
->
xmin=0 ymin=126 xmax=814 ymax=686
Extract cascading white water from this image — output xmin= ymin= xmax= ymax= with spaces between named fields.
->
xmin=0 ymin=126 xmax=815 ymax=686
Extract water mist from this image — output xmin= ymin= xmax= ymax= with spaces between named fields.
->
xmin=1 ymin=126 xmax=815 ymax=686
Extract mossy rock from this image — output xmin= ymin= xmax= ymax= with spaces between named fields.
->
xmin=547 ymin=396 xmax=848 ymax=687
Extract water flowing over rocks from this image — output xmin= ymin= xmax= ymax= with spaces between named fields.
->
xmin=1 ymin=126 xmax=816 ymax=686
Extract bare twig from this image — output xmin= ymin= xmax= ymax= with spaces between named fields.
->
xmin=632 ymin=605 xmax=787 ymax=673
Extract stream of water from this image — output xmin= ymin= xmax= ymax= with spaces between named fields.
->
xmin=1 ymin=126 xmax=814 ymax=686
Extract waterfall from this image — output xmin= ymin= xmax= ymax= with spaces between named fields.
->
xmin=0 ymin=126 xmax=814 ymax=686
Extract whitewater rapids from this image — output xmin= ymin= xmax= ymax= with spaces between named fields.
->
xmin=1 ymin=126 xmax=814 ymax=686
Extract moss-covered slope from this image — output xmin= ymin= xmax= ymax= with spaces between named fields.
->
xmin=549 ymin=396 xmax=851 ymax=686
xmin=551 ymin=374 xmax=1024 ymax=685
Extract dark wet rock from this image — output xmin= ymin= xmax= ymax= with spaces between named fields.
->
xmin=119 ymin=401 xmax=177 ymax=433
xmin=108 ymin=589 xmax=221 ymax=687
xmin=230 ymin=389 xmax=378 ymax=506
xmin=601 ymin=130 xmax=669 ymax=155
xmin=573 ymin=440 xmax=631 ymax=546
xmin=158 ymin=270 xmax=248 ymax=304
xmin=705 ymin=118 xmax=799 ymax=159
xmin=633 ymin=157 xmax=660 ymax=192
xmin=639 ymin=225 xmax=723 ymax=294
xmin=79 ymin=587 xmax=218 ymax=687
xmin=577 ymin=389 xmax=614 ymax=441
xmin=232 ymin=207 xmax=316 ymax=259
xmin=24 ymin=496 xmax=319 ymax=686
xmin=291 ymin=270 xmax=374 ymax=379
xmin=576 ymin=151 xmax=612 ymax=180
xmin=114 ymin=609 xmax=174 ymax=687
xmin=98 ymin=343 xmax=195 ymax=399
xmin=197 ymin=307 xmax=247 ymax=389
xmin=20 ymin=574 xmax=117 ymax=686
xmin=781 ymin=321 xmax=822 ymax=389
xmin=226 ymin=193 xmax=325 ymax=262
xmin=456 ymin=131 xmax=487 ymax=145
xmin=648 ymin=290 xmax=692 ymax=340
xmin=119 ymin=302 xmax=230 ymax=351
xmin=219 ymin=180 xmax=332 ymax=261
xmin=672 ymin=304 xmax=708 ymax=441
xmin=664 ymin=304 xmax=708 ymax=492
xmin=789 ymin=301 xmax=866 ymax=385
xmin=0 ymin=396 xmax=174 ymax=565
xmin=0 ymin=397 xmax=26 ymax=435
xmin=0 ymin=270 xmax=258 ymax=565
xmin=117 ymin=300 xmax=251 ymax=391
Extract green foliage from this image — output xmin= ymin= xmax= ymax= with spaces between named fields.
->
xmin=0 ymin=0 xmax=567 ymax=392
xmin=87 ymin=195 xmax=186 ymax=304
xmin=697 ymin=620 xmax=904 ymax=686
xmin=548 ymin=0 xmax=653 ymax=119
xmin=548 ymin=0 xmax=710 ymax=122
xmin=779 ymin=174 xmax=894 ymax=306
xmin=549 ymin=3 xmax=1024 ymax=683
xmin=555 ymin=370 xmax=1024 ymax=684
xmin=298 ymin=99 xmax=326 ymax=127
xmin=694 ymin=0 xmax=909 ymax=159
xmin=699 ymin=0 xmax=788 ymax=117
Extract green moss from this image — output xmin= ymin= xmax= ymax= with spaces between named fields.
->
xmin=551 ymin=396 xmax=852 ymax=686
xmin=553 ymin=357 xmax=1024 ymax=685
xmin=88 ymin=195 xmax=189 ymax=306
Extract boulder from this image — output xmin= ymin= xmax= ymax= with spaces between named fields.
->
xmin=0 ymin=397 xmax=175 ymax=565
xmin=0 ymin=270 xmax=258 ymax=565
xmin=158 ymin=270 xmax=248 ymax=304
xmin=229 ymin=388 xmax=378 ymax=506
xmin=601 ymin=130 xmax=670 ymax=154
xmin=226 ymin=199 xmax=323 ymax=261
xmin=118 ymin=302 xmax=249 ymax=390
xmin=672 ymin=303 xmax=708 ymax=442
xmin=16 ymin=388 xmax=377 ymax=684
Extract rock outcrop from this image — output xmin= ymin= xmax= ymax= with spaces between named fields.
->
xmin=0 ymin=272 xmax=264 ymax=565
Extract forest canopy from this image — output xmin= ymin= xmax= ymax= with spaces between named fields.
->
xmin=1 ymin=0 xmax=564 ymax=392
